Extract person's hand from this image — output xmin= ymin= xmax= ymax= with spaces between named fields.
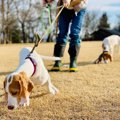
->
xmin=73 ymin=0 xmax=88 ymax=12
xmin=63 ymin=0 xmax=71 ymax=8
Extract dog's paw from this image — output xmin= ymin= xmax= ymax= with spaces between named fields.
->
xmin=19 ymin=103 xmax=26 ymax=107
xmin=19 ymin=98 xmax=29 ymax=107
xmin=19 ymin=102 xmax=29 ymax=107
xmin=49 ymin=85 xmax=59 ymax=95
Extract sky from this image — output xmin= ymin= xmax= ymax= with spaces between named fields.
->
xmin=87 ymin=0 xmax=120 ymax=28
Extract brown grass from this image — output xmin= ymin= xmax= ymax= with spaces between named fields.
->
xmin=0 ymin=42 xmax=120 ymax=120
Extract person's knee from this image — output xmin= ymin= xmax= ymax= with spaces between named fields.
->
xmin=56 ymin=33 xmax=68 ymax=44
xmin=69 ymin=34 xmax=81 ymax=45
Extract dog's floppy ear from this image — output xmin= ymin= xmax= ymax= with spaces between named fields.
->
xmin=107 ymin=53 xmax=112 ymax=62
xmin=103 ymin=52 xmax=112 ymax=62
xmin=28 ymin=81 xmax=34 ymax=92
xmin=19 ymin=72 xmax=34 ymax=93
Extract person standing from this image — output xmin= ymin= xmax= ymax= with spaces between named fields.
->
xmin=51 ymin=0 xmax=88 ymax=72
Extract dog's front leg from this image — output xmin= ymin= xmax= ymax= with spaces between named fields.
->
xmin=47 ymin=77 xmax=59 ymax=95
xmin=118 ymin=46 xmax=120 ymax=55
xmin=109 ymin=47 xmax=114 ymax=61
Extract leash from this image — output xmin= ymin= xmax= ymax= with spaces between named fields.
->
xmin=28 ymin=5 xmax=64 ymax=57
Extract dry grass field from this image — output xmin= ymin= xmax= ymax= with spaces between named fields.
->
xmin=0 ymin=42 xmax=120 ymax=120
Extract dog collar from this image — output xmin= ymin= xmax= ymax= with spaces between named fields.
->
xmin=25 ymin=56 xmax=37 ymax=76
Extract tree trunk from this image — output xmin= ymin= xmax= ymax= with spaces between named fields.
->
xmin=21 ymin=23 xmax=26 ymax=43
xmin=1 ymin=0 xmax=5 ymax=43
xmin=46 ymin=4 xmax=52 ymax=42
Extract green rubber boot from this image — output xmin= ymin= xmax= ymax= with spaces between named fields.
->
xmin=69 ymin=58 xmax=78 ymax=72
xmin=51 ymin=60 xmax=62 ymax=71
xmin=68 ymin=45 xmax=80 ymax=72
xmin=51 ymin=44 xmax=66 ymax=71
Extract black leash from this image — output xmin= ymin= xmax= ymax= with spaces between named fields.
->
xmin=27 ymin=33 xmax=41 ymax=57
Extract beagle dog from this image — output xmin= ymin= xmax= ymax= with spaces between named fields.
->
xmin=94 ymin=35 xmax=120 ymax=64
xmin=3 ymin=47 xmax=60 ymax=110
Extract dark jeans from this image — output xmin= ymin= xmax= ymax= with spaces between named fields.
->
xmin=56 ymin=8 xmax=86 ymax=47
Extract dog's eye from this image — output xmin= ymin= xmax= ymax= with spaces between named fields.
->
xmin=11 ymin=91 xmax=17 ymax=96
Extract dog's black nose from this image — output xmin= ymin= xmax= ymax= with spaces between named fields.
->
xmin=8 ymin=105 xmax=14 ymax=110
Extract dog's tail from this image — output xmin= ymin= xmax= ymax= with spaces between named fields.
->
xmin=40 ymin=55 xmax=61 ymax=61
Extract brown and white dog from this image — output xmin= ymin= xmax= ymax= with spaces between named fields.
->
xmin=3 ymin=47 xmax=60 ymax=110
xmin=94 ymin=35 xmax=120 ymax=64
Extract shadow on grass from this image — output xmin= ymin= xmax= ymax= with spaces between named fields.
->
xmin=0 ymin=101 xmax=6 ymax=106
xmin=78 ymin=61 xmax=94 ymax=66
xmin=30 ymin=92 xmax=48 ymax=99
xmin=48 ymin=69 xmax=70 ymax=73
xmin=48 ymin=61 xmax=94 ymax=72
xmin=0 ymin=96 xmax=6 ymax=109
xmin=48 ymin=61 xmax=93 ymax=67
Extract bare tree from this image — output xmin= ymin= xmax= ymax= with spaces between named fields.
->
xmin=5 ymin=0 xmax=17 ymax=43
xmin=0 ymin=0 xmax=17 ymax=43
xmin=0 ymin=0 xmax=58 ymax=43
xmin=98 ymin=12 xmax=110 ymax=28
xmin=13 ymin=0 xmax=36 ymax=43
xmin=1 ymin=0 xmax=5 ymax=43
xmin=83 ymin=11 xmax=99 ymax=39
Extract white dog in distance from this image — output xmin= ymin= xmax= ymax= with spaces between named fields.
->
xmin=94 ymin=35 xmax=120 ymax=64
